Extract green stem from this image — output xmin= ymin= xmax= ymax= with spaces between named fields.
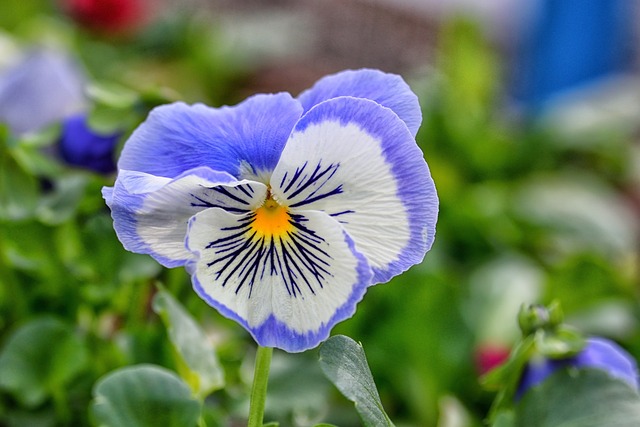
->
xmin=247 ymin=346 xmax=273 ymax=427
xmin=0 ymin=232 xmax=27 ymax=322
xmin=52 ymin=386 xmax=71 ymax=425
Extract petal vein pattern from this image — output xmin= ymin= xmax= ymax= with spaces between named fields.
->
xmin=278 ymin=161 xmax=343 ymax=209
xmin=106 ymin=167 xmax=267 ymax=267
xmin=186 ymin=208 xmax=371 ymax=352
xmin=271 ymin=97 xmax=437 ymax=284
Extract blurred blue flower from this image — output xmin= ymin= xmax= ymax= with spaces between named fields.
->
xmin=0 ymin=48 xmax=86 ymax=135
xmin=58 ymin=114 xmax=121 ymax=174
xmin=103 ymin=69 xmax=439 ymax=352
xmin=511 ymin=0 xmax=633 ymax=110
xmin=517 ymin=337 xmax=639 ymax=399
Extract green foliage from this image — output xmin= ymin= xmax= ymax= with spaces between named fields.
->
xmin=0 ymin=128 xmax=40 ymax=221
xmin=0 ymin=5 xmax=639 ymax=427
xmin=319 ymin=335 xmax=395 ymax=427
xmin=91 ymin=364 xmax=201 ymax=427
xmin=0 ymin=317 xmax=88 ymax=408
xmin=152 ymin=288 xmax=225 ymax=399
xmin=482 ymin=303 xmax=586 ymax=422
xmin=512 ymin=369 xmax=640 ymax=427
xmin=263 ymin=351 xmax=331 ymax=424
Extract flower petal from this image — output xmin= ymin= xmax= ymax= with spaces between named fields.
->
xmin=0 ymin=48 xmax=86 ymax=135
xmin=297 ymin=69 xmax=422 ymax=136
xmin=104 ymin=167 xmax=267 ymax=267
xmin=271 ymin=96 xmax=438 ymax=284
xmin=185 ymin=208 xmax=372 ymax=352
xmin=117 ymin=93 xmax=303 ymax=180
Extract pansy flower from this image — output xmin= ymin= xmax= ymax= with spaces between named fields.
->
xmin=103 ymin=69 xmax=438 ymax=352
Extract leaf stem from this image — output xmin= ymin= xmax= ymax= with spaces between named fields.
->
xmin=52 ymin=386 xmax=71 ymax=424
xmin=247 ymin=345 xmax=273 ymax=427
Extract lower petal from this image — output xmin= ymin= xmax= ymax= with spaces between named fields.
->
xmin=185 ymin=208 xmax=372 ymax=352
xmin=105 ymin=167 xmax=267 ymax=267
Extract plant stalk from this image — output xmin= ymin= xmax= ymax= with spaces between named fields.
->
xmin=247 ymin=345 xmax=273 ymax=427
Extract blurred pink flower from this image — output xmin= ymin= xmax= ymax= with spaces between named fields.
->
xmin=475 ymin=343 xmax=511 ymax=375
xmin=60 ymin=0 xmax=150 ymax=35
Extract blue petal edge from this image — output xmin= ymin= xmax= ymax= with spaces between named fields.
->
xmin=295 ymin=96 xmax=438 ymax=284
xmin=117 ymin=93 xmax=303 ymax=180
xmin=298 ymin=68 xmax=422 ymax=137
xmin=104 ymin=167 xmax=238 ymax=268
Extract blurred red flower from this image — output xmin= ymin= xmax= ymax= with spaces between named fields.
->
xmin=60 ymin=0 xmax=149 ymax=34
xmin=475 ymin=343 xmax=511 ymax=376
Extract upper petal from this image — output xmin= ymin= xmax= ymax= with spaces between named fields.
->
xmin=297 ymin=69 xmax=422 ymax=136
xmin=271 ymin=96 xmax=438 ymax=284
xmin=104 ymin=167 xmax=267 ymax=267
xmin=186 ymin=207 xmax=372 ymax=352
xmin=117 ymin=93 xmax=303 ymax=180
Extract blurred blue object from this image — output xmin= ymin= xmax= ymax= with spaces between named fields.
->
xmin=516 ymin=337 xmax=639 ymax=400
xmin=511 ymin=0 xmax=634 ymax=111
xmin=58 ymin=114 xmax=120 ymax=174
xmin=0 ymin=48 xmax=86 ymax=135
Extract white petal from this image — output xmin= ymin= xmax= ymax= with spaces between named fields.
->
xmin=271 ymin=97 xmax=437 ymax=284
xmin=186 ymin=208 xmax=372 ymax=352
xmin=108 ymin=167 xmax=266 ymax=267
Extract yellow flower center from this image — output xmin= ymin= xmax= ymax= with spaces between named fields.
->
xmin=251 ymin=196 xmax=293 ymax=239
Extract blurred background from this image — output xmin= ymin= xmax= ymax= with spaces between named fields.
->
xmin=1 ymin=0 xmax=640 ymax=426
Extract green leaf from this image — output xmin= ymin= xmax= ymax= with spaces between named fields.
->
xmin=85 ymin=82 xmax=141 ymax=134
xmin=482 ymin=336 xmax=535 ymax=390
xmin=91 ymin=364 xmax=201 ymax=427
xmin=37 ymin=174 xmax=88 ymax=225
xmin=534 ymin=328 xmax=585 ymax=359
xmin=318 ymin=335 xmax=394 ymax=427
xmin=87 ymin=104 xmax=132 ymax=135
xmin=0 ymin=140 xmax=39 ymax=220
xmin=481 ymin=336 xmax=535 ymax=423
xmin=16 ymin=123 xmax=61 ymax=148
xmin=515 ymin=368 xmax=640 ymax=427
xmin=0 ymin=317 xmax=89 ymax=407
xmin=152 ymin=288 xmax=225 ymax=398
xmin=491 ymin=411 xmax=515 ymax=427
xmin=9 ymin=123 xmax=64 ymax=178
xmin=11 ymin=143 xmax=64 ymax=177
xmin=86 ymin=82 xmax=139 ymax=110
xmin=262 ymin=352 xmax=330 ymax=421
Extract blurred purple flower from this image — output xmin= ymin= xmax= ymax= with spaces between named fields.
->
xmin=59 ymin=114 xmax=121 ymax=174
xmin=517 ymin=337 xmax=639 ymax=400
xmin=0 ymin=48 xmax=86 ymax=135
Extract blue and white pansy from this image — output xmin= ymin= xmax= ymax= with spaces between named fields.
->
xmin=103 ymin=69 xmax=438 ymax=352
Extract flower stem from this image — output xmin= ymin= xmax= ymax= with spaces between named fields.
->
xmin=248 ymin=345 xmax=273 ymax=427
